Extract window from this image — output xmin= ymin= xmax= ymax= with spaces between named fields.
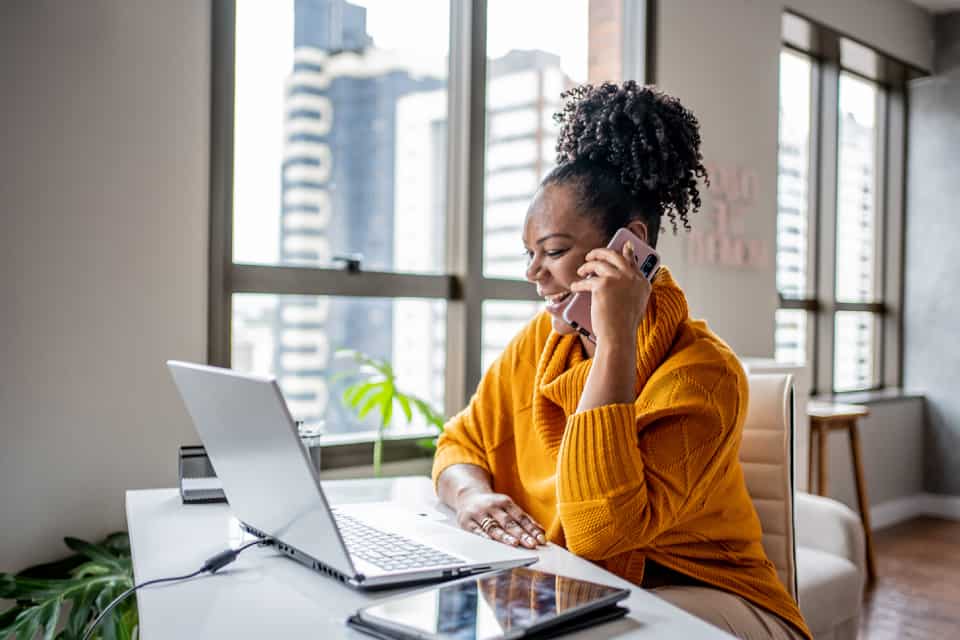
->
xmin=776 ymin=13 xmax=909 ymax=394
xmin=211 ymin=0 xmax=639 ymax=465
xmin=775 ymin=48 xmax=814 ymax=365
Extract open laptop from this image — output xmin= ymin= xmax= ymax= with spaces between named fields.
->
xmin=167 ymin=360 xmax=537 ymax=589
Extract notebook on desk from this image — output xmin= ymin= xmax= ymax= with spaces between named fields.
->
xmin=167 ymin=360 xmax=537 ymax=589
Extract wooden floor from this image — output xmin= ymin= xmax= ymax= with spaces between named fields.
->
xmin=860 ymin=517 xmax=960 ymax=639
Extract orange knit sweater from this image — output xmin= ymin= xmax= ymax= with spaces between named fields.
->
xmin=432 ymin=268 xmax=811 ymax=639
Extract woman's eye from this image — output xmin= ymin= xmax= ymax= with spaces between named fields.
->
xmin=545 ymin=249 xmax=568 ymax=258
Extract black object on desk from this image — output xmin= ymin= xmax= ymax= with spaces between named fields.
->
xmin=178 ymin=445 xmax=227 ymax=504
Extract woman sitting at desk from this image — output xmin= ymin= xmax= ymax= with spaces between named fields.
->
xmin=433 ymin=81 xmax=811 ymax=640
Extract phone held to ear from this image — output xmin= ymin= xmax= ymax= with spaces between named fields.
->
xmin=561 ymin=227 xmax=660 ymax=344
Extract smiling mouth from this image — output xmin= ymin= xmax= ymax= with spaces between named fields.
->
xmin=544 ymin=292 xmax=572 ymax=307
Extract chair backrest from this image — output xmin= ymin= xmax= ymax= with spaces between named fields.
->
xmin=739 ymin=373 xmax=798 ymax=600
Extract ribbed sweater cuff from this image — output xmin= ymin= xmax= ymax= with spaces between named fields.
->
xmin=557 ymin=403 xmax=644 ymax=503
xmin=431 ymin=445 xmax=491 ymax=492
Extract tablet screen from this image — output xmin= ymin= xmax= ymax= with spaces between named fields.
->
xmin=357 ymin=567 xmax=628 ymax=639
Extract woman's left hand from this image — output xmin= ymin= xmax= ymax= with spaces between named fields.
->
xmin=570 ymin=241 xmax=653 ymax=345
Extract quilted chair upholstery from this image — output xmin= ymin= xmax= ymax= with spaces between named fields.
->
xmin=740 ymin=374 xmax=865 ymax=639
xmin=740 ymin=373 xmax=799 ymax=599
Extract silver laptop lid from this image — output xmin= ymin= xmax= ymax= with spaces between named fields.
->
xmin=167 ymin=360 xmax=356 ymax=578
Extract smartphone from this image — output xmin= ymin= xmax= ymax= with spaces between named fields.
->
xmin=561 ymin=227 xmax=660 ymax=344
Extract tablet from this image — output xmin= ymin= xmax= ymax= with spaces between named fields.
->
xmin=350 ymin=566 xmax=630 ymax=639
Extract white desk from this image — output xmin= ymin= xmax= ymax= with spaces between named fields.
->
xmin=127 ymin=476 xmax=732 ymax=638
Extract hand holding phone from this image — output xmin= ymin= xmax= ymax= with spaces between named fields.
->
xmin=562 ymin=227 xmax=659 ymax=344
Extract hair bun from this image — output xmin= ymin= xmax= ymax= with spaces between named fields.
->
xmin=553 ymin=81 xmax=708 ymax=233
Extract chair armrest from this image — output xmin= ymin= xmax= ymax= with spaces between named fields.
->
xmin=795 ymin=492 xmax=866 ymax=575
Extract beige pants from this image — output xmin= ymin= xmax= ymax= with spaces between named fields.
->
xmin=652 ymin=585 xmax=806 ymax=640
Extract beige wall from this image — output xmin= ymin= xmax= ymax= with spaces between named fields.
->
xmin=821 ymin=398 xmax=926 ymax=510
xmin=0 ymin=0 xmax=209 ymax=571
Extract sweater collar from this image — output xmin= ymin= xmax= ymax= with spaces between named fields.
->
xmin=531 ymin=266 xmax=689 ymax=455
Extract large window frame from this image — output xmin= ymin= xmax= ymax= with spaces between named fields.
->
xmin=208 ymin=0 xmax=652 ymax=467
xmin=777 ymin=13 xmax=918 ymax=395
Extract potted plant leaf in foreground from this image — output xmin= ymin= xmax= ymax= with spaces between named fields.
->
xmin=334 ymin=349 xmax=445 ymax=476
xmin=0 ymin=533 xmax=135 ymax=640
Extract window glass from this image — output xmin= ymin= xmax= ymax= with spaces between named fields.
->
xmin=835 ymin=73 xmax=879 ymax=303
xmin=232 ymin=0 xmax=449 ymax=274
xmin=834 ymin=311 xmax=877 ymax=392
xmin=775 ymin=49 xmax=813 ymax=367
xmin=482 ymin=0 xmax=598 ymax=280
xmin=775 ymin=309 xmax=807 ymax=366
xmin=776 ymin=49 xmax=813 ymax=299
xmin=481 ymin=300 xmax=543 ymax=374
xmin=233 ymin=294 xmax=445 ymax=435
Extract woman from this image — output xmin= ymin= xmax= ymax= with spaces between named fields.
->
xmin=432 ymin=81 xmax=810 ymax=640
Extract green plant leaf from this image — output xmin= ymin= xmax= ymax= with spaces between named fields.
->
xmin=64 ymin=583 xmax=98 ymax=639
xmin=357 ymin=387 xmax=388 ymax=419
xmin=63 ymin=539 xmax=124 ymax=573
xmin=94 ymin=583 xmax=122 ymax=640
xmin=38 ymin=596 xmax=61 ymax=640
xmin=395 ymin=394 xmax=412 ymax=423
xmin=100 ymin=533 xmax=130 ymax=556
xmin=12 ymin=606 xmax=41 ymax=640
xmin=342 ymin=381 xmax=379 ymax=408
xmin=1 ymin=577 xmax=83 ymax=601
xmin=72 ymin=562 xmax=112 ymax=579
xmin=0 ymin=574 xmax=14 ymax=599
xmin=380 ymin=391 xmax=394 ymax=429
xmin=415 ymin=437 xmax=438 ymax=452
xmin=0 ymin=606 xmax=23 ymax=637
xmin=411 ymin=397 xmax=444 ymax=429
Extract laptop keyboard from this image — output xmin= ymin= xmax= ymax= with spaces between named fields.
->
xmin=333 ymin=511 xmax=464 ymax=572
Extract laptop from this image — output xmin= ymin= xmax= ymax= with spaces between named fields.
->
xmin=166 ymin=360 xmax=537 ymax=589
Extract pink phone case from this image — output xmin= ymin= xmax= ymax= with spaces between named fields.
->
xmin=561 ymin=227 xmax=660 ymax=343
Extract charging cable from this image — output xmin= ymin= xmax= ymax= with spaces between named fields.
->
xmin=80 ymin=538 xmax=272 ymax=640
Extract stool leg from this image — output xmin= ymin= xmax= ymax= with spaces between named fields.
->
xmin=817 ymin=423 xmax=828 ymax=497
xmin=848 ymin=420 xmax=877 ymax=583
xmin=808 ymin=426 xmax=816 ymax=494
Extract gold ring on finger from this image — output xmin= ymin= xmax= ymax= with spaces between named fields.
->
xmin=479 ymin=516 xmax=497 ymax=533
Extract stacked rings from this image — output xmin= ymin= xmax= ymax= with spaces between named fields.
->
xmin=479 ymin=516 xmax=497 ymax=534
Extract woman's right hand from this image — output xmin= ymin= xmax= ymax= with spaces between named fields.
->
xmin=454 ymin=488 xmax=548 ymax=549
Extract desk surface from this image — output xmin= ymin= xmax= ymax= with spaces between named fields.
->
xmin=127 ymin=477 xmax=732 ymax=638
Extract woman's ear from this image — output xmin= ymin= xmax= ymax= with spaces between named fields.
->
xmin=625 ymin=220 xmax=649 ymax=244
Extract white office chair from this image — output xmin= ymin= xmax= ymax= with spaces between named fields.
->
xmin=740 ymin=373 xmax=800 ymax=598
xmin=740 ymin=374 xmax=866 ymax=640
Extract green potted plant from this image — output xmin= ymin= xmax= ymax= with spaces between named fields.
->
xmin=333 ymin=349 xmax=445 ymax=476
xmin=0 ymin=533 xmax=135 ymax=640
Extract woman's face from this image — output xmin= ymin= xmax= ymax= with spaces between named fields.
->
xmin=522 ymin=183 xmax=607 ymax=336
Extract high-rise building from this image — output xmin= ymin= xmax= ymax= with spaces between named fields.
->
xmin=834 ymin=111 xmax=876 ymax=391
xmin=775 ymin=104 xmax=809 ymax=366
xmin=235 ymin=0 xmax=602 ymax=433
xmin=278 ymin=0 xmax=445 ymax=432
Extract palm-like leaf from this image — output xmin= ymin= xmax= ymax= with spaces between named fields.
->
xmin=332 ymin=349 xmax=448 ymax=474
xmin=0 ymin=533 xmax=135 ymax=640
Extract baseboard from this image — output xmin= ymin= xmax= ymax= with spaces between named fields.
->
xmin=923 ymin=494 xmax=960 ymax=521
xmin=871 ymin=493 xmax=960 ymax=530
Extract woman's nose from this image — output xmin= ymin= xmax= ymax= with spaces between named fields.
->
xmin=525 ymin=256 xmax=543 ymax=283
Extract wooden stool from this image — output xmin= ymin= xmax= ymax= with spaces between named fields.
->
xmin=807 ymin=401 xmax=877 ymax=583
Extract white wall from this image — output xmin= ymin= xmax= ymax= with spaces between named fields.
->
xmin=0 ymin=0 xmax=210 ymax=572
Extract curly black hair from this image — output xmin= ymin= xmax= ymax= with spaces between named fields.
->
xmin=541 ymin=81 xmax=708 ymax=247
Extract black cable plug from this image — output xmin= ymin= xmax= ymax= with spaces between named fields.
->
xmin=81 ymin=538 xmax=273 ymax=640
